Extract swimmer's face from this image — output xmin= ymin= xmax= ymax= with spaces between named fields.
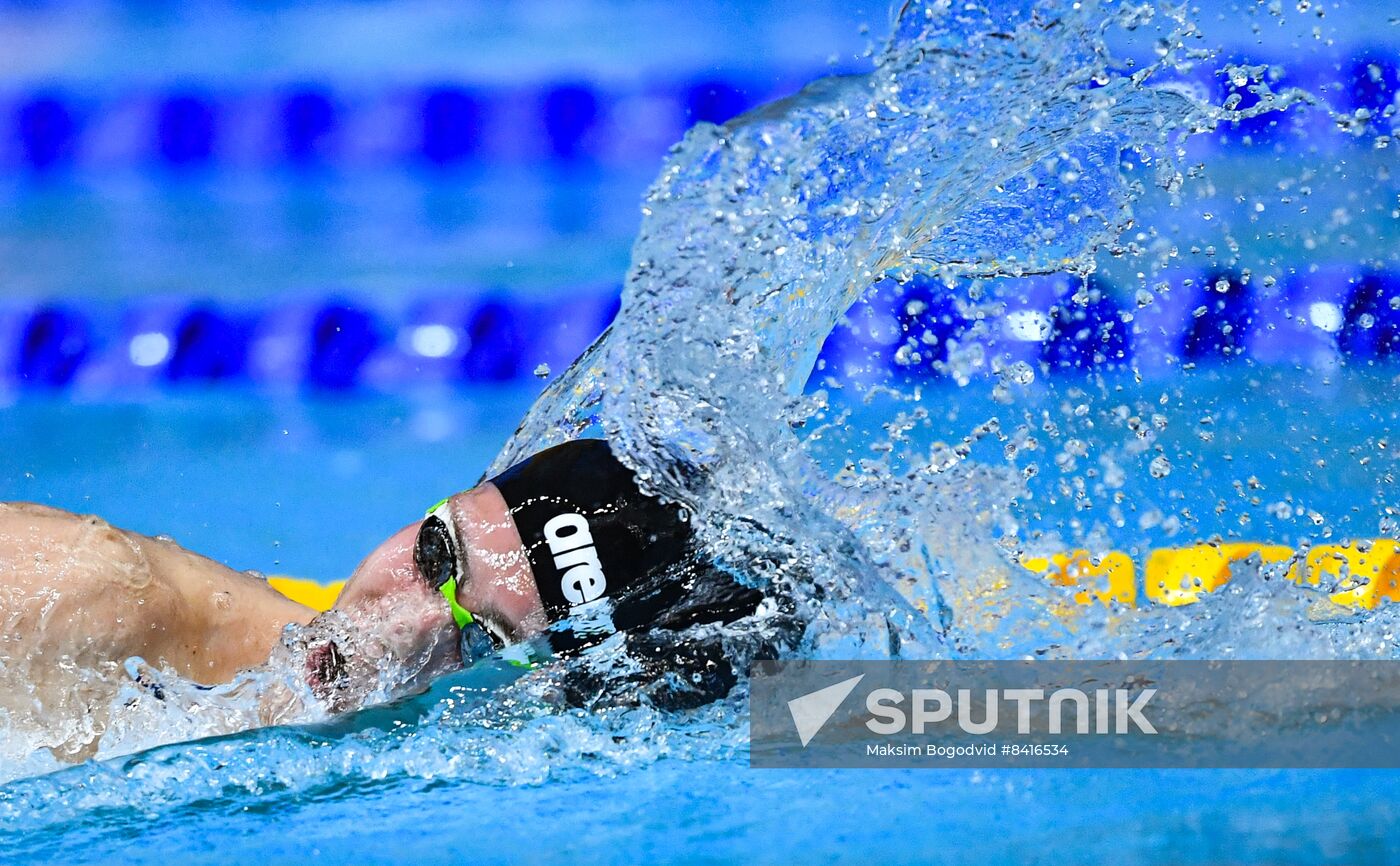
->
xmin=327 ymin=523 xmax=461 ymax=684
xmin=312 ymin=486 xmax=544 ymax=706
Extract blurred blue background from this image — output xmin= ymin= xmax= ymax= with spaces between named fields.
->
xmin=0 ymin=0 xmax=1397 ymax=579
xmin=1 ymin=0 xmax=878 ymax=312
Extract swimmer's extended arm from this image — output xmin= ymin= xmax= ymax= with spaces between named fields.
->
xmin=0 ymin=503 xmax=177 ymax=670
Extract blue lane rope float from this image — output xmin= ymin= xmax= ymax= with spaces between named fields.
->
xmin=1339 ymin=271 xmax=1400 ymax=359
xmin=306 ymin=304 xmax=382 ymax=391
xmin=16 ymin=305 xmax=90 ymax=388
xmin=420 ymin=86 xmax=483 ymax=166
xmin=156 ymin=93 xmax=218 ymax=166
xmin=1180 ymin=271 xmax=1255 ymax=362
xmin=5 ymin=269 xmax=1399 ymax=393
xmin=5 ymin=48 xmax=1392 ymax=172
xmin=1042 ymin=276 xmax=1131 ymax=371
xmin=543 ymin=84 xmax=602 ymax=160
xmin=16 ymin=95 xmax=77 ymax=170
xmin=281 ymin=89 xmax=338 ymax=164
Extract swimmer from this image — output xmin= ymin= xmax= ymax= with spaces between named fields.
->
xmin=0 ymin=439 xmax=795 ymax=759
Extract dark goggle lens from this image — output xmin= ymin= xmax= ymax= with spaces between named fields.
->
xmin=414 ymin=515 xmax=458 ymax=590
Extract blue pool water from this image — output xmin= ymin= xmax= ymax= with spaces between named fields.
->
xmin=9 ymin=760 xmax=1400 ymax=864
xmin=0 ymin=390 xmax=539 ymax=579
xmin=4 ymin=0 xmax=1400 ymax=862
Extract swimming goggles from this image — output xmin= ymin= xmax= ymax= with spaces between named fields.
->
xmin=415 ymin=498 xmax=503 ymax=665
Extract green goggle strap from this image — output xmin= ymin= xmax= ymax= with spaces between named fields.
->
xmin=424 ymin=497 xmax=478 ymax=631
xmin=439 ymin=576 xmax=475 ymax=630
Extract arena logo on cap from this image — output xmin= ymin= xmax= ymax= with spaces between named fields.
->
xmin=543 ymin=512 xmax=609 ymax=605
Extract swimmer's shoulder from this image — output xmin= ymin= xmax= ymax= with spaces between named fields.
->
xmin=0 ymin=503 xmax=184 ymax=659
xmin=0 ymin=502 xmax=165 ymax=591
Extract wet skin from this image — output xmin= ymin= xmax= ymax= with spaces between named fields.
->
xmin=0 ymin=484 xmax=544 ymax=758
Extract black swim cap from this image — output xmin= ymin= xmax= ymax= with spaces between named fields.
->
xmin=488 ymin=439 xmax=694 ymax=623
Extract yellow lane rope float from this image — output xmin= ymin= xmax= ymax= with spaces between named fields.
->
xmin=269 ymin=538 xmax=1400 ymax=615
xmin=1022 ymin=539 xmax=1400 ymax=610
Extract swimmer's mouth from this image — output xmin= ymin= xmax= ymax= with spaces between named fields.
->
xmin=305 ymin=640 xmax=350 ymax=704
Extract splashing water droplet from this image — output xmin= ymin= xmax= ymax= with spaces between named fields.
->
xmin=1149 ymin=455 xmax=1173 ymax=478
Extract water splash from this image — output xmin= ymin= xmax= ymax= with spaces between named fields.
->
xmin=497 ymin=0 xmax=1219 ymax=664
xmin=3 ymin=0 xmax=1390 ymax=822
